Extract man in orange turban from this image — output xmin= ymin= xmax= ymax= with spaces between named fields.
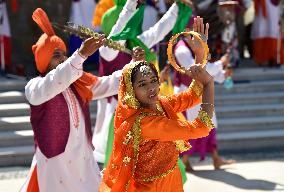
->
xmin=20 ymin=8 xmax=123 ymax=192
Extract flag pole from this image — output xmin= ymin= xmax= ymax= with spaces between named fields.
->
xmin=0 ymin=37 xmax=5 ymax=71
xmin=0 ymin=1 xmax=5 ymax=72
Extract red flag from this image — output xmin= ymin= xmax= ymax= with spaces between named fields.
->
xmin=11 ymin=0 xmax=18 ymax=13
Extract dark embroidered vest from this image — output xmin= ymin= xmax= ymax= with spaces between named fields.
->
xmin=30 ymin=86 xmax=93 ymax=158
xmin=99 ymin=52 xmax=131 ymax=76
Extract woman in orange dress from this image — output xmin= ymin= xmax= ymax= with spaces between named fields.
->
xmin=100 ymin=17 xmax=215 ymax=192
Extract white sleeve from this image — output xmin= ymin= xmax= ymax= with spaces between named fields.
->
xmin=25 ymin=50 xmax=86 ymax=106
xmin=206 ymin=60 xmax=226 ymax=83
xmin=213 ymin=70 xmax=226 ymax=84
xmin=206 ymin=60 xmax=223 ymax=76
xmin=137 ymin=3 xmax=178 ymax=48
xmin=158 ymin=0 xmax=167 ymax=14
xmin=99 ymin=0 xmax=137 ymax=62
xmin=91 ymin=70 xmax=122 ymax=100
xmin=109 ymin=0 xmax=137 ymax=36
xmin=174 ymin=44 xmax=195 ymax=69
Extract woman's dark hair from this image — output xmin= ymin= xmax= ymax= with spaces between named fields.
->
xmin=131 ymin=62 xmax=159 ymax=84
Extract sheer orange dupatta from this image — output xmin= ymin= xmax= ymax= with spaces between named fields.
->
xmin=100 ymin=62 xmax=144 ymax=192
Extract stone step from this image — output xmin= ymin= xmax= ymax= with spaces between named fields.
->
xmin=215 ymin=80 xmax=284 ymax=94
xmin=232 ymin=67 xmax=284 ymax=82
xmin=0 ymin=145 xmax=33 ymax=167
xmin=215 ymin=91 xmax=284 ymax=105
xmin=0 ymin=116 xmax=30 ymax=131
xmin=216 ymin=104 xmax=284 ymax=118
xmin=0 ymin=130 xmax=34 ymax=148
xmin=0 ymin=113 xmax=97 ymax=132
xmin=218 ymin=129 xmax=284 ymax=153
xmin=0 ymin=103 xmax=30 ymax=117
xmin=0 ymin=80 xmax=26 ymax=92
xmin=218 ymin=116 xmax=284 ymax=133
xmin=0 ymin=91 xmax=26 ymax=104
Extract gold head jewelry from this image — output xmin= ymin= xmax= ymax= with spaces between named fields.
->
xmin=123 ymin=61 xmax=148 ymax=109
xmin=53 ymin=22 xmax=132 ymax=55
xmin=140 ymin=65 xmax=152 ymax=77
xmin=167 ymin=31 xmax=210 ymax=74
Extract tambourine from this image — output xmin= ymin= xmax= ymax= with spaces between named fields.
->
xmin=167 ymin=31 xmax=210 ymax=74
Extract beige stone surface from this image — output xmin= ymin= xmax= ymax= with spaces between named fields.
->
xmin=0 ymin=159 xmax=284 ymax=192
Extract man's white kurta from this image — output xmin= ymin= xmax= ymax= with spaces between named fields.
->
xmin=21 ymin=50 xmax=121 ymax=192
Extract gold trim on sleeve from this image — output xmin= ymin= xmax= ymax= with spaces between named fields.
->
xmin=198 ymin=110 xmax=215 ymax=129
xmin=189 ymin=80 xmax=203 ymax=97
xmin=174 ymin=140 xmax=191 ymax=153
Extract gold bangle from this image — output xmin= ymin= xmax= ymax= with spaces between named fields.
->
xmin=201 ymin=103 xmax=215 ymax=108
xmin=197 ymin=110 xmax=215 ymax=129
xmin=167 ymin=31 xmax=210 ymax=74
xmin=78 ymin=51 xmax=88 ymax=60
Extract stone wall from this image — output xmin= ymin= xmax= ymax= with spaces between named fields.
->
xmin=6 ymin=0 xmax=71 ymax=78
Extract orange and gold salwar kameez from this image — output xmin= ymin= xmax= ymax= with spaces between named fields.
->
xmin=100 ymin=61 xmax=214 ymax=192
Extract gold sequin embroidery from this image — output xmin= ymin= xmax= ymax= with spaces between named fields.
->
xmin=142 ymin=159 xmax=178 ymax=182
xmin=198 ymin=110 xmax=215 ymax=129
xmin=174 ymin=140 xmax=191 ymax=152
xmin=156 ymin=102 xmax=166 ymax=115
xmin=125 ymin=180 xmax=130 ymax=191
xmin=132 ymin=112 xmax=179 ymax=183
xmin=111 ymin=164 xmax=118 ymax=169
xmin=123 ymin=156 xmax=131 ymax=165
xmin=189 ymin=80 xmax=203 ymax=97
xmin=123 ymin=131 xmax=133 ymax=145
xmin=132 ymin=112 xmax=157 ymax=165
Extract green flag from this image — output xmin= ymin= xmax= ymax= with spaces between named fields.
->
xmin=101 ymin=0 xmax=127 ymax=36
xmin=172 ymin=2 xmax=192 ymax=34
xmin=111 ymin=5 xmax=157 ymax=62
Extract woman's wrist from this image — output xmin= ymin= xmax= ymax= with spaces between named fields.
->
xmin=195 ymin=54 xmax=204 ymax=64
xmin=203 ymin=78 xmax=214 ymax=87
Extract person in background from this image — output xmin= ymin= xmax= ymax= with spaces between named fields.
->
xmin=252 ymin=0 xmax=284 ymax=66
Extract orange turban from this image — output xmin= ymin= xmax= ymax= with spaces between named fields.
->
xmin=32 ymin=8 xmax=66 ymax=74
xmin=32 ymin=8 xmax=98 ymax=103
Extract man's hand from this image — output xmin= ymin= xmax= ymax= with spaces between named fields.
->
xmin=160 ymin=65 xmax=171 ymax=83
xmin=78 ymin=34 xmax=106 ymax=58
xmin=132 ymin=46 xmax=146 ymax=62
